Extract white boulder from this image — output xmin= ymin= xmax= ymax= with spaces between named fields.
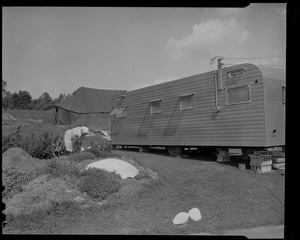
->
xmin=86 ymin=158 xmax=139 ymax=179
xmin=172 ymin=212 xmax=190 ymax=225
xmin=188 ymin=207 xmax=202 ymax=221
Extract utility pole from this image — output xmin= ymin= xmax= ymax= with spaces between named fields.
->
xmin=217 ymin=57 xmax=224 ymax=90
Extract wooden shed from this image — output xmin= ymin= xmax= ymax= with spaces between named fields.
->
xmin=110 ymin=63 xmax=285 ymax=155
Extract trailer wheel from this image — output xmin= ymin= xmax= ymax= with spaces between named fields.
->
xmin=167 ymin=146 xmax=183 ymax=157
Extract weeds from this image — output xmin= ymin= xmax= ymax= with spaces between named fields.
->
xmin=2 ymin=126 xmax=65 ymax=159
xmin=36 ymin=158 xmax=81 ymax=179
xmin=79 ymin=168 xmax=121 ymax=200
xmin=4 ymin=175 xmax=77 ymax=217
xmin=2 ymin=166 xmax=37 ymax=201
xmin=67 ymin=151 xmax=97 ymax=162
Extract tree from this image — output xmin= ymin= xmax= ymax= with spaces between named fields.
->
xmin=2 ymin=91 xmax=13 ymax=109
xmin=12 ymin=90 xmax=32 ymax=109
xmin=2 ymin=80 xmax=9 ymax=109
xmin=2 ymin=80 xmax=7 ymax=98
xmin=34 ymin=92 xmax=54 ymax=110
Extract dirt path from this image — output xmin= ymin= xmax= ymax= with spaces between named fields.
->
xmin=194 ymin=225 xmax=284 ymax=238
xmin=54 ymin=149 xmax=284 ymax=235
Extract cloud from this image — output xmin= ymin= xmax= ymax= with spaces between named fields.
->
xmin=166 ymin=18 xmax=250 ymax=60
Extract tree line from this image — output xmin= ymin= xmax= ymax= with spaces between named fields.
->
xmin=2 ymin=80 xmax=77 ymax=110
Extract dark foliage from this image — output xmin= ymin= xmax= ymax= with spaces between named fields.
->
xmin=79 ymin=168 xmax=121 ymax=200
xmin=2 ymin=126 xmax=66 ymax=159
xmin=2 ymin=167 xmax=37 ymax=200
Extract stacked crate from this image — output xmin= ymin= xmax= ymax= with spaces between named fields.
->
xmin=270 ymin=151 xmax=285 ymax=170
xmin=249 ymin=152 xmax=272 ymax=173
xmin=216 ymin=149 xmax=231 ymax=163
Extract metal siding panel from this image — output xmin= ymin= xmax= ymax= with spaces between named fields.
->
xmin=111 ymin=63 xmax=267 ymax=147
xmin=264 ymin=79 xmax=286 ymax=146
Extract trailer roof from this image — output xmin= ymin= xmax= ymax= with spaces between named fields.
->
xmin=253 ymin=64 xmax=285 ymax=82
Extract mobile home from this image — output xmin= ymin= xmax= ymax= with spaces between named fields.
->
xmin=110 ymin=63 xmax=285 ymax=156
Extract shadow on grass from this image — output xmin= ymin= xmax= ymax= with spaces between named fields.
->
xmin=113 ymin=147 xmax=251 ymax=170
xmin=114 ymin=147 xmax=236 ymax=163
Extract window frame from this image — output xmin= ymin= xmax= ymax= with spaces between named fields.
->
xmin=110 ymin=105 xmax=127 ymax=118
xmin=282 ymin=85 xmax=286 ymax=104
xmin=116 ymin=95 xmax=126 ymax=101
xmin=227 ymin=68 xmax=246 ymax=78
xmin=225 ymin=83 xmax=252 ymax=106
xmin=150 ymin=99 xmax=162 ymax=114
xmin=179 ymin=93 xmax=194 ymax=111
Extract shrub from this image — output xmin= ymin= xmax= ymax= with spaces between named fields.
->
xmin=2 ymin=126 xmax=23 ymax=153
xmin=79 ymin=168 xmax=121 ymax=200
xmin=2 ymin=167 xmax=37 ymax=201
xmin=67 ymin=151 xmax=97 ymax=162
xmin=4 ymin=175 xmax=77 ymax=217
xmin=2 ymin=127 xmax=66 ymax=159
xmin=72 ymin=136 xmax=84 ymax=153
xmin=86 ymin=140 xmax=112 ymax=158
xmin=36 ymin=158 xmax=81 ymax=179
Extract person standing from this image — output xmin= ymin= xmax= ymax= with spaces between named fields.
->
xmin=64 ymin=126 xmax=89 ymax=155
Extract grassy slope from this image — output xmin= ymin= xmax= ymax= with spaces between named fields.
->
xmin=2 ymin=116 xmax=284 ymax=234
xmin=55 ymin=149 xmax=284 ymax=235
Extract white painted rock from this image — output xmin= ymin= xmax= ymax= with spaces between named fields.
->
xmin=172 ymin=212 xmax=190 ymax=225
xmin=188 ymin=207 xmax=202 ymax=221
xmin=86 ymin=158 xmax=139 ymax=179
xmin=73 ymin=196 xmax=86 ymax=203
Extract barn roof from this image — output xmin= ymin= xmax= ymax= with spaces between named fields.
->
xmin=55 ymin=87 xmax=127 ymax=113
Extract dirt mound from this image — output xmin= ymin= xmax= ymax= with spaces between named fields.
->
xmin=2 ymin=147 xmax=36 ymax=172
xmin=2 ymin=112 xmax=17 ymax=121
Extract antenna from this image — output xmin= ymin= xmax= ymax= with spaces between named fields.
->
xmin=210 ymin=56 xmax=224 ymax=90
xmin=210 ymin=56 xmax=224 ymax=66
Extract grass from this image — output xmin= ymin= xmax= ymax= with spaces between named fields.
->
xmin=2 ymin=118 xmax=285 ymax=235
xmin=3 ymin=148 xmax=283 ymax=235
xmin=106 ymin=149 xmax=284 ymax=235
xmin=3 ymin=109 xmax=50 ymax=120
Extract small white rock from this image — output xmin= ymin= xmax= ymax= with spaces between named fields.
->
xmin=172 ymin=212 xmax=190 ymax=225
xmin=73 ymin=196 xmax=86 ymax=203
xmin=188 ymin=207 xmax=202 ymax=221
xmin=86 ymin=158 xmax=139 ymax=179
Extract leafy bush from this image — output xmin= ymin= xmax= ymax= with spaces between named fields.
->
xmin=4 ymin=175 xmax=77 ymax=217
xmin=2 ymin=167 xmax=37 ymax=201
xmin=86 ymin=140 xmax=112 ymax=158
xmin=79 ymin=168 xmax=121 ymax=200
xmin=67 ymin=151 xmax=97 ymax=162
xmin=36 ymin=158 xmax=81 ymax=179
xmin=2 ymin=126 xmax=66 ymax=159
xmin=2 ymin=126 xmax=23 ymax=153
xmin=72 ymin=136 xmax=84 ymax=153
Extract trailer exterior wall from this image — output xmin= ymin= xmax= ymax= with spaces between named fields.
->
xmin=259 ymin=66 xmax=286 ymax=147
xmin=111 ymin=63 xmax=270 ymax=148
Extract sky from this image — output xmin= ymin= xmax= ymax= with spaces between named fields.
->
xmin=2 ymin=4 xmax=286 ymax=99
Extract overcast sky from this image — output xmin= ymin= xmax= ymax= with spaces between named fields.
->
xmin=2 ymin=4 xmax=286 ymax=99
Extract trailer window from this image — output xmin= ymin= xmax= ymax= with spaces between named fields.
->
xmin=225 ymin=85 xmax=251 ymax=105
xmin=110 ymin=106 xmax=127 ymax=118
xmin=227 ymin=68 xmax=246 ymax=78
xmin=180 ymin=93 xmax=194 ymax=110
xmin=150 ymin=99 xmax=162 ymax=114
xmin=282 ymin=85 xmax=286 ymax=104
